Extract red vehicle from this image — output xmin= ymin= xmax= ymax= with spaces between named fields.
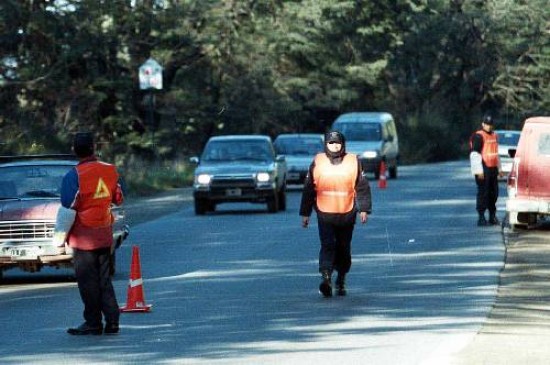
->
xmin=506 ymin=117 xmax=550 ymax=228
xmin=0 ymin=155 xmax=129 ymax=280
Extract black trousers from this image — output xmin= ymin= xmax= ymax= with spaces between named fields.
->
xmin=475 ymin=167 xmax=499 ymax=215
xmin=73 ymin=247 xmax=120 ymax=326
xmin=317 ymin=220 xmax=354 ymax=275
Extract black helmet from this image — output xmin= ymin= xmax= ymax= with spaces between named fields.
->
xmin=482 ymin=115 xmax=494 ymax=125
xmin=324 ymin=130 xmax=346 ymax=158
xmin=325 ymin=131 xmax=345 ymax=145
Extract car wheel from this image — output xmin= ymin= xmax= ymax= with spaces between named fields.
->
xmin=267 ymin=194 xmax=279 ymax=213
xmin=517 ymin=212 xmax=537 ymax=227
xmin=208 ymin=201 xmax=217 ymax=212
xmin=194 ymin=198 xmax=208 ymax=215
xmin=278 ymin=187 xmax=286 ymax=211
xmin=389 ymin=165 xmax=397 ymax=179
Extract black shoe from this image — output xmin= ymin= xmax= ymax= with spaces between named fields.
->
xmin=477 ymin=216 xmax=488 ymax=226
xmin=104 ymin=322 xmax=119 ymax=335
xmin=489 ymin=215 xmax=500 ymax=225
xmin=67 ymin=322 xmax=103 ymax=336
xmin=336 ymin=275 xmax=347 ymax=296
xmin=319 ymin=271 xmax=332 ymax=298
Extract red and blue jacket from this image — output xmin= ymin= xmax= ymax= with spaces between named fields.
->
xmin=61 ymin=156 xmax=124 ymax=250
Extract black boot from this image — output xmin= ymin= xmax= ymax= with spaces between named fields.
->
xmin=336 ymin=274 xmax=346 ymax=296
xmin=104 ymin=322 xmax=120 ymax=335
xmin=67 ymin=322 xmax=103 ymax=336
xmin=477 ymin=213 xmax=488 ymax=226
xmin=489 ymin=212 xmax=500 ymax=225
xmin=319 ymin=270 xmax=332 ymax=298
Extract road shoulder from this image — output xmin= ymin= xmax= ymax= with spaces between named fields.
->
xmin=452 ymin=222 xmax=550 ymax=364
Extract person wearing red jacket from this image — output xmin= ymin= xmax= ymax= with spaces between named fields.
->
xmin=300 ymin=131 xmax=371 ymax=297
xmin=61 ymin=132 xmax=124 ymax=335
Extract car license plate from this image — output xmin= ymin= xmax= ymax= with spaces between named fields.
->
xmin=288 ymin=172 xmax=300 ymax=180
xmin=10 ymin=248 xmax=30 ymax=258
xmin=9 ymin=247 xmax=38 ymax=259
xmin=225 ymin=188 xmax=242 ymax=197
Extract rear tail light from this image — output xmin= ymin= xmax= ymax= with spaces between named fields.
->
xmin=507 ymin=158 xmax=519 ymax=198
xmin=507 ymin=168 xmax=516 ymax=187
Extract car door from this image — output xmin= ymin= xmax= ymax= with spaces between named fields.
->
xmin=381 ymin=121 xmax=397 ymax=162
xmin=525 ymin=123 xmax=550 ymax=199
xmin=270 ymin=141 xmax=286 ymax=188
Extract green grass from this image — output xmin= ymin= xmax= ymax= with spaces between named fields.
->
xmin=123 ymin=160 xmax=194 ymax=197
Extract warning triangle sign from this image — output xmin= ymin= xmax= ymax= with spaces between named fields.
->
xmin=93 ymin=178 xmax=111 ymax=199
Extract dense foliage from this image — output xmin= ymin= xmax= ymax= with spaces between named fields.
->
xmin=1 ymin=0 xmax=549 ymax=169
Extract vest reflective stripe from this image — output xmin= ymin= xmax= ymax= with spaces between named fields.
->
xmin=476 ymin=130 xmax=499 ymax=167
xmin=313 ymin=153 xmax=358 ymax=213
xmin=75 ymin=161 xmax=118 ymax=227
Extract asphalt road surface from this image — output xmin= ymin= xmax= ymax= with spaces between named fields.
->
xmin=1 ymin=160 xmax=541 ymax=365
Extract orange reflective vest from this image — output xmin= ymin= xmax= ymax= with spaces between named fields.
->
xmin=74 ymin=161 xmax=119 ymax=228
xmin=313 ymin=153 xmax=358 ymax=214
xmin=473 ymin=130 xmax=499 ymax=168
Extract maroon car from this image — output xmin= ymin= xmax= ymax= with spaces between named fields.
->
xmin=0 ymin=155 xmax=129 ymax=280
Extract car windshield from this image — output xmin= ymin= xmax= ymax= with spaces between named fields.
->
xmin=201 ymin=140 xmax=274 ymax=162
xmin=498 ymin=132 xmax=520 ymax=146
xmin=274 ymin=138 xmax=323 ymax=155
xmin=0 ymin=165 xmax=72 ymax=199
xmin=336 ymin=123 xmax=381 ymax=141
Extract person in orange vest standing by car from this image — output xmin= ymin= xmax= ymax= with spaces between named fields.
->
xmin=61 ymin=132 xmax=125 ymax=335
xmin=300 ymin=131 xmax=371 ymax=297
xmin=470 ymin=115 xmax=504 ymax=226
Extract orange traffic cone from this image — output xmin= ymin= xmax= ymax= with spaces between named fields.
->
xmin=120 ymin=245 xmax=152 ymax=313
xmin=378 ymin=161 xmax=387 ymax=189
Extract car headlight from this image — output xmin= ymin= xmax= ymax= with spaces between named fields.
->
xmin=196 ymin=174 xmax=212 ymax=185
xmin=362 ymin=151 xmax=378 ymax=159
xmin=256 ymin=172 xmax=271 ymax=183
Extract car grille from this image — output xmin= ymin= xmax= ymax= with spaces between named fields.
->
xmin=210 ymin=175 xmax=256 ymax=188
xmin=0 ymin=220 xmax=55 ymax=242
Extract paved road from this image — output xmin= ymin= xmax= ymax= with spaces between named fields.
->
xmin=125 ymin=165 xmax=550 ymax=365
xmin=2 ymin=160 xmax=547 ymax=364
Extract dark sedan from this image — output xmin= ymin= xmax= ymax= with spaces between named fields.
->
xmin=190 ymin=135 xmax=287 ymax=214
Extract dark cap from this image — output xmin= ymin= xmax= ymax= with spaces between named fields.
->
xmin=325 ymin=131 xmax=345 ymax=144
xmin=73 ymin=132 xmax=95 ymax=158
xmin=482 ymin=115 xmax=494 ymax=125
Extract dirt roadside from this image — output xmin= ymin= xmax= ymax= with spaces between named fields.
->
xmin=452 ymin=221 xmax=550 ymax=364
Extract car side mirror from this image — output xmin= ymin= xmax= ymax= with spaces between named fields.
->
xmin=385 ymin=136 xmax=394 ymax=143
xmin=276 ymin=155 xmax=286 ymax=162
xmin=508 ymin=149 xmax=516 ymax=158
xmin=189 ymin=156 xmax=199 ymax=164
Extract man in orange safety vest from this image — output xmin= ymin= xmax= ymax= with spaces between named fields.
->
xmin=300 ymin=131 xmax=371 ymax=297
xmin=469 ymin=115 xmax=504 ymax=226
xmin=62 ymin=132 xmax=124 ymax=335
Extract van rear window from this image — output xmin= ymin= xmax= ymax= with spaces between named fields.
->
xmin=539 ymin=134 xmax=550 ymax=155
xmin=335 ymin=123 xmax=381 ymax=141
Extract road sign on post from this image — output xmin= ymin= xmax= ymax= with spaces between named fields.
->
xmin=139 ymin=58 xmax=163 ymax=90
xmin=139 ymin=58 xmax=163 ymax=156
